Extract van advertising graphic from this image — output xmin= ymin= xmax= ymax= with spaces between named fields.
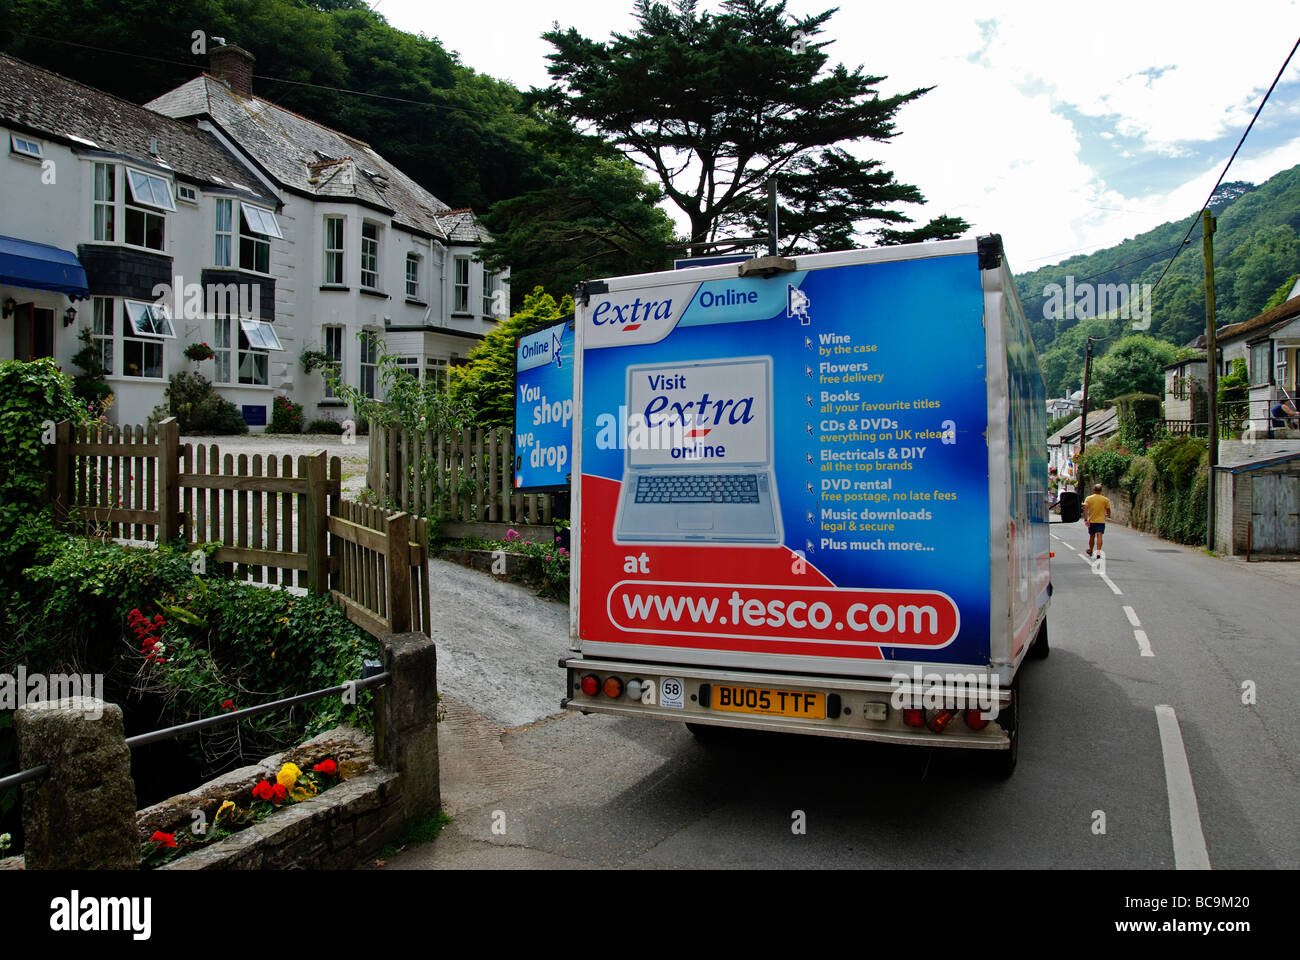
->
xmin=514 ymin=319 xmax=574 ymax=491
xmin=577 ymin=254 xmax=994 ymax=670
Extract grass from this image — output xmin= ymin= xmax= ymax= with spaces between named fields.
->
xmin=376 ymin=810 xmax=453 ymax=860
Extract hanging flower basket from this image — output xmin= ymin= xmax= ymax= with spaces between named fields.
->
xmin=184 ymin=342 xmax=216 ymax=362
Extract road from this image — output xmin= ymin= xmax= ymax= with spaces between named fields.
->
xmin=378 ymin=521 xmax=1300 ymax=870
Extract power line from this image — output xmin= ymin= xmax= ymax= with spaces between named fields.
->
xmin=1149 ymin=34 xmax=1300 ymax=297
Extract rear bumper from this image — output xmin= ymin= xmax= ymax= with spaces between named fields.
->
xmin=562 ymin=657 xmax=1011 ymax=750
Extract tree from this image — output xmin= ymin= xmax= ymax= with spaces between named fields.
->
xmin=480 ymin=125 xmax=679 ymax=307
xmin=448 ymin=287 xmax=574 ymax=428
xmin=533 ymin=0 xmax=967 ymax=255
xmin=1088 ymin=335 xmax=1181 ymax=405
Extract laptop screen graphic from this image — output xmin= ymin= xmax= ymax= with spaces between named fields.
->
xmin=626 ymin=359 xmax=770 ymax=468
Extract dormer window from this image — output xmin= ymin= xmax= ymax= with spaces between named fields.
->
xmin=10 ymin=133 xmax=42 ymax=160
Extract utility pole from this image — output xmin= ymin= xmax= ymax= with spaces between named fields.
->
xmin=1203 ymin=209 xmax=1218 ymax=551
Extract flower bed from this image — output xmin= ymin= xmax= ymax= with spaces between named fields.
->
xmin=442 ymin=527 xmax=569 ymax=598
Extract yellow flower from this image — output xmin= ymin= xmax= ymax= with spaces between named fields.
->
xmin=290 ymin=780 xmax=318 ymax=803
xmin=276 ymin=763 xmax=302 ymax=789
xmin=214 ymin=800 xmax=236 ymax=825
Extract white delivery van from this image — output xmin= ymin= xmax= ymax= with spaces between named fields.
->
xmin=562 ymin=236 xmax=1051 ymax=774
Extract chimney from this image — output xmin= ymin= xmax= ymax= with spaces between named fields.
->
xmin=210 ymin=42 xmax=255 ymax=95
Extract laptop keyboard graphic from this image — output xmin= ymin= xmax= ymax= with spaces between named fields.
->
xmin=634 ymin=473 xmax=761 ymax=504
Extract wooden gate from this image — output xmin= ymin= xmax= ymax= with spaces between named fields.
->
xmin=1250 ymin=474 xmax=1299 ymax=553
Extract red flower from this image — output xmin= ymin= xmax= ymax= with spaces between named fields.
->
xmin=313 ymin=759 xmax=338 ymax=776
xmin=252 ymin=780 xmax=274 ymax=801
xmin=271 ymin=783 xmax=287 ymax=805
xmin=222 ymin=699 xmax=235 ymax=710
xmin=150 ymin=831 xmax=177 ymax=848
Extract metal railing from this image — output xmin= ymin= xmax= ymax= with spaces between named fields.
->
xmin=0 ymin=665 xmax=389 ymax=795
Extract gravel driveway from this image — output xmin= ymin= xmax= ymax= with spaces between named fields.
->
xmin=182 ymin=432 xmax=371 ymax=499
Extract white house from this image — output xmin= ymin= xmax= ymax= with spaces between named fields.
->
xmin=1215 ymin=293 xmax=1300 ymax=439
xmin=0 ymin=47 xmax=505 ymax=429
xmin=146 ymin=44 xmax=505 ymax=422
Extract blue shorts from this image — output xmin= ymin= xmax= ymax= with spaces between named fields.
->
xmin=1089 ymin=523 xmax=1106 ymax=534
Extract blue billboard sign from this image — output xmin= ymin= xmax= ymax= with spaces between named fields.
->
xmin=514 ymin=319 xmax=574 ymax=491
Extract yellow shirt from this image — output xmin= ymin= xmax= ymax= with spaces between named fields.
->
xmin=1083 ymin=494 xmax=1111 ymax=524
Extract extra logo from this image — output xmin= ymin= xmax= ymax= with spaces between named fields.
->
xmin=591 ymin=296 xmax=673 ymax=331
xmin=584 ymin=281 xmax=700 ymax=350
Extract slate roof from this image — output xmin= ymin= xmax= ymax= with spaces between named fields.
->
xmin=1215 ymin=294 xmax=1300 ymax=345
xmin=0 ymin=54 xmax=274 ymax=203
xmin=148 ymin=75 xmax=488 ymax=243
xmin=1046 ymin=406 xmax=1119 ymax=446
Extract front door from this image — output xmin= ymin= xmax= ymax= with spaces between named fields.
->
xmin=13 ymin=304 xmax=55 ymax=361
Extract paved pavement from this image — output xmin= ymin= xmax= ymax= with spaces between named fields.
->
xmin=375 ymin=518 xmax=1300 ymax=870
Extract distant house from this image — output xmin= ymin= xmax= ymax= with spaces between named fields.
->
xmin=1214 ymin=294 xmax=1300 ymax=439
xmin=1046 ymin=406 xmax=1118 ymax=478
xmin=1162 ymin=353 xmax=1207 ymax=431
xmin=1047 ymin=396 xmax=1079 ymax=421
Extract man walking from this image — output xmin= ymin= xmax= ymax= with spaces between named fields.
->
xmin=1082 ymin=483 xmax=1112 ymax=559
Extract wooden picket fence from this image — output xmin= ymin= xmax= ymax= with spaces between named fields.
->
xmin=49 ymin=418 xmax=429 ymax=638
xmin=367 ymin=423 xmax=556 ymax=535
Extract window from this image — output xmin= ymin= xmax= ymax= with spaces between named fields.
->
xmin=360 ymin=222 xmax=379 ymax=289
xmin=360 ymin=331 xmax=379 ymax=399
xmin=126 ymin=199 xmax=165 ymax=250
xmin=425 ymin=356 xmax=448 ymax=390
xmin=324 ymin=216 xmax=344 ymax=285
xmin=10 ymin=133 xmax=42 ymax=159
xmin=406 ymin=252 xmax=422 ymax=300
xmin=93 ymin=163 xmax=115 ymax=242
xmin=215 ymin=198 xmax=233 ymax=267
xmin=235 ymin=320 xmax=282 ymax=386
xmin=482 ymin=270 xmax=495 ymax=317
xmin=395 ymin=356 xmax=420 ymax=382
xmin=121 ymin=301 xmax=171 ymax=379
xmin=123 ymin=300 xmax=176 ymax=338
xmin=177 ymin=184 xmax=198 ymax=204
xmin=453 ymin=256 xmax=470 ymax=313
xmin=92 ymin=297 xmax=113 ymax=375
xmin=240 ymin=204 xmax=279 ymax=274
xmin=213 ymin=316 xmax=233 ymax=384
xmin=323 ymin=325 xmax=344 ymax=398
xmin=125 ymin=169 xmax=176 ymax=211
xmin=1250 ymin=341 xmax=1273 ymax=387
xmin=1276 ymin=348 xmax=1290 ymax=391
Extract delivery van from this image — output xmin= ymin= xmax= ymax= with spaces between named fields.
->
xmin=561 ymin=235 xmax=1050 ymax=775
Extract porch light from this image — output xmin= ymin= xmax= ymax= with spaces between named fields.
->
xmin=2 ymin=297 xmax=14 ymax=318
xmin=63 ymin=306 xmax=77 ymax=327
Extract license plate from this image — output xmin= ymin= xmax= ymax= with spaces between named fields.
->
xmin=713 ymin=685 xmax=824 ymax=719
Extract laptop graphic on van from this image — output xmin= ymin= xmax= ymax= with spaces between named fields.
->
xmin=614 ymin=357 xmax=783 ymax=544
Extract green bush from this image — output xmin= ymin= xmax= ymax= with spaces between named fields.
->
xmin=0 ymin=358 xmax=90 ymax=542
xmin=151 ymin=371 xmax=248 ymax=435
xmin=305 ymin=417 xmax=345 ymax=435
xmin=268 ymin=395 xmax=304 ymax=434
xmin=1077 ymin=443 xmax=1132 ymax=489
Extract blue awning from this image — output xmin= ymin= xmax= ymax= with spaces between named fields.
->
xmin=0 ymin=235 xmax=89 ymax=298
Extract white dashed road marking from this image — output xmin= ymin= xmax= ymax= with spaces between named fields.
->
xmin=1155 ymin=705 xmax=1211 ymax=870
xmin=1133 ymin=628 xmax=1154 ymax=657
xmin=1123 ymin=605 xmax=1141 ymax=627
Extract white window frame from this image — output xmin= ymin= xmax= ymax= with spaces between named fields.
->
xmin=241 ymin=204 xmax=282 ymax=238
xmin=176 ymin=183 xmax=198 ymax=204
xmin=238 ymin=317 xmax=284 ymax=351
xmin=92 ymin=297 xmax=114 ymax=376
xmin=359 ymin=330 xmax=379 ymax=399
xmin=215 ymin=198 xmax=234 ymax=267
xmin=125 ymin=192 xmax=166 ymax=252
xmin=125 ymin=168 xmax=176 ymax=211
xmin=123 ymin=300 xmax=176 ymax=339
xmin=1250 ymin=341 xmax=1273 ymax=387
xmin=93 ymin=162 xmax=116 ymax=242
xmin=213 ymin=316 xmax=233 ymax=384
xmin=360 ymin=222 xmax=380 ymax=290
xmin=425 ymin=356 xmax=448 ymax=390
xmin=482 ymin=270 xmax=494 ymax=317
xmin=10 ymin=133 xmax=42 ymax=160
xmin=405 ymin=251 xmax=422 ymax=300
xmin=453 ymin=255 xmax=470 ymax=313
xmin=324 ymin=216 xmax=345 ymax=285
xmin=238 ymin=204 xmax=276 ymax=275
xmin=322 ymin=325 xmax=344 ymax=398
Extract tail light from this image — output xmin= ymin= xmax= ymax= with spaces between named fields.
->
xmin=626 ymin=679 xmax=643 ymax=699
xmin=580 ymin=674 xmax=599 ymax=696
xmin=603 ymin=676 xmax=624 ymax=698
xmin=964 ymin=708 xmax=988 ymax=731
xmin=902 ymin=708 xmax=925 ymax=727
xmin=927 ymin=708 xmax=956 ymax=733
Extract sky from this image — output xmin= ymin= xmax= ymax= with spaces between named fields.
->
xmin=373 ymin=0 xmax=1300 ymax=270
